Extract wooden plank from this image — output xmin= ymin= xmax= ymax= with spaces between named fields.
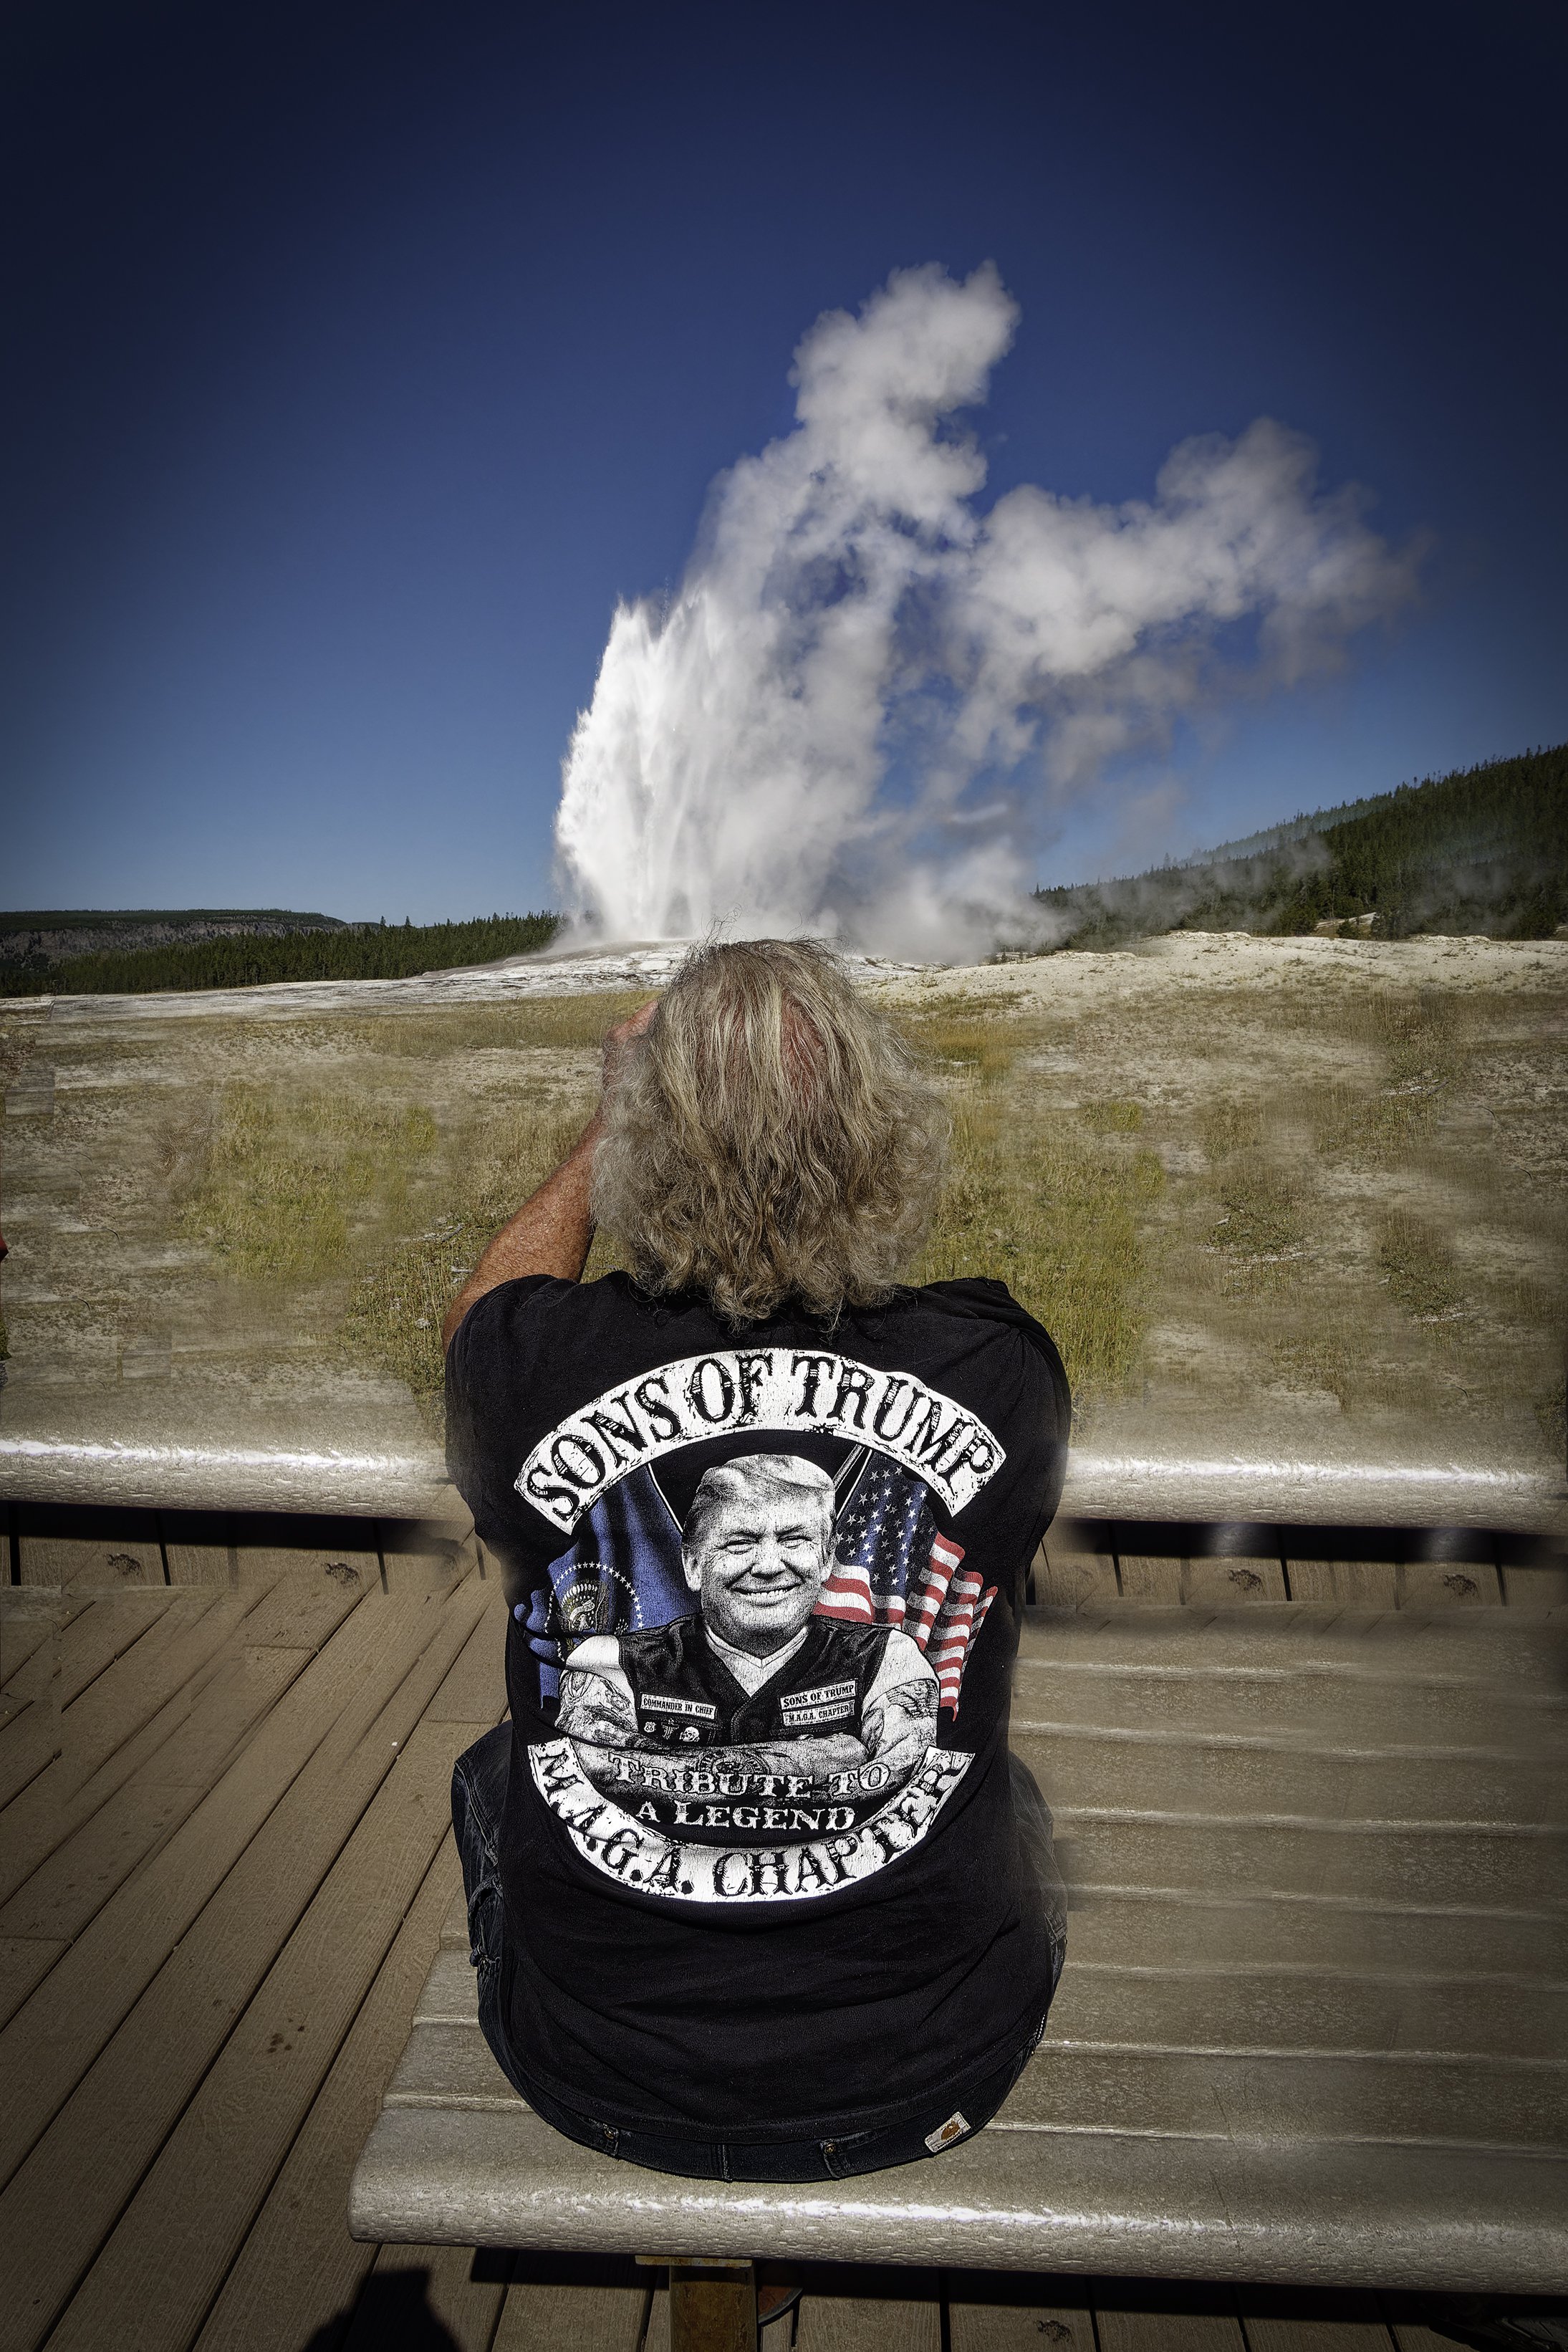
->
xmin=1284 ymin=1561 xmax=1400 ymax=1609
xmin=379 ymin=1520 xmax=479 ymax=1597
xmin=340 ymin=2245 xmax=508 ymax=2352
xmin=192 ymin=1844 xmax=461 ymax=2352
xmin=0 ymin=1941 xmax=64 ymax=2036
xmin=1385 ymin=2319 xmax=1481 ymax=2352
xmin=0 ymin=1705 xmax=64 ymax=1815
xmin=18 ymin=1587 xmax=226 ymax=1793
xmin=1115 ymin=1553 xmax=1184 ymax=1603
xmin=422 ymin=1598 xmax=509 ymax=1724
xmin=1092 ymin=2280 xmax=1246 ymax=2351
xmin=792 ymin=2269 xmax=942 ymax=2351
xmin=0 ymin=1594 xmax=89 ymax=1689
xmin=948 ymin=2272 xmax=1097 ymax=2348
xmin=1044 ymin=1959 xmax=1567 ymax=2062
xmin=441 ymin=1883 xmax=471 ymax=1949
xmin=1035 ymin=1542 xmax=1120 ymax=1609
xmin=1502 ymin=1564 xmax=1568 ymax=1611
xmin=1009 ymin=2043 xmax=1568 ymax=2147
xmin=0 ymin=1590 xmax=218 ymax=1815
xmin=383 ymin=2020 xmax=516 ymax=2108
xmin=0 ymin=1596 xmax=209 ymax=1813
xmin=2 ymin=1590 xmax=175 ymax=1713
xmin=0 ymin=1585 xmax=491 ymax=2345
xmin=413 ymin=1947 xmax=478 ymax=2023
xmin=47 ymin=1718 xmax=491 ymax=2352
xmin=0 ymin=1646 xmax=312 ymax=1940
xmin=0 ymin=1580 xmax=475 ymax=2196
xmin=491 ymin=2260 xmax=648 ymax=2352
xmin=1054 ymin=1810 xmax=1567 ymax=1914
xmin=1014 ymin=1605 xmax=1563 ymax=1681
xmin=1009 ymin=1726 xmax=1563 ymax=1830
xmin=1058 ymin=1887 xmax=1565 ymax=1979
xmin=1236 ymin=2284 xmax=1396 ymax=2348
xmin=380 ymin=2013 xmax=517 ymax=2107
xmin=162 ymin=1542 xmax=234 ymax=1587
xmin=1400 ymin=1563 xmax=1504 ymax=1607
xmin=19 ymin=1515 xmax=164 ymax=1590
xmin=1009 ymin=1659 xmax=1568 ymax=1753
xmin=655 ymin=2269 xmax=943 ymax=2352
xmin=0 ymin=1587 xmax=302 ymax=1911
xmin=227 ymin=1555 xmax=379 ymax=1646
xmin=1183 ymin=1556 xmax=1289 ymax=1604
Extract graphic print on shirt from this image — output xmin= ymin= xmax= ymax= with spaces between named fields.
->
xmin=513 ymin=1348 xmax=1004 ymax=1906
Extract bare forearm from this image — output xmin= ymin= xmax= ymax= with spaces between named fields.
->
xmin=441 ymin=1113 xmax=602 ymax=1349
xmin=441 ymin=996 xmax=657 ymax=1353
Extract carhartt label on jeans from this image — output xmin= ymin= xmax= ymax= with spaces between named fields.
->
xmin=924 ymin=2109 xmax=971 ymax=2153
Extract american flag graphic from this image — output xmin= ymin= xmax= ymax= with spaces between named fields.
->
xmin=816 ymin=1455 xmax=993 ymax=1715
xmin=926 ymin=1570 xmax=999 ymax=1717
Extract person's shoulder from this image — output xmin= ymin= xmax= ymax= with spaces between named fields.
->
xmin=880 ymin=1278 xmax=1071 ymax=1435
xmin=905 ymin=1276 xmax=1048 ymax=1340
xmin=449 ymin=1268 xmax=653 ymax=1375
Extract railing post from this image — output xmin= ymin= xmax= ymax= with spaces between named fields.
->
xmin=665 ymin=2260 xmax=757 ymax=2351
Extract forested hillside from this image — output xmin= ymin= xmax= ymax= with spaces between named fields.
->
xmin=1034 ymin=743 xmax=1567 ymax=949
xmin=0 ymin=911 xmax=562 ymax=997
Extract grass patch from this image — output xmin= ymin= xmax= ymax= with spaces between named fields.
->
xmin=324 ymin=994 xmax=653 ymax=1059
xmin=179 ymin=1085 xmax=439 ymax=1280
xmin=1269 ymin=1332 xmax=1353 ymax=1403
xmin=1205 ymin=1159 xmax=1309 ymax=1305
xmin=1079 ymin=1097 xmax=1145 ymax=1133
xmin=1378 ymin=1211 xmax=1465 ymax=1320
xmin=1198 ymin=1099 xmax=1264 ymax=1160
xmin=1537 ymin=1375 xmax=1567 ymax=1461
xmin=912 ymin=1090 xmax=1163 ymax=1395
xmin=893 ymin=1002 xmax=1169 ymax=1393
xmin=893 ymin=995 xmax=1026 ymax=1085
xmin=1305 ymin=992 xmax=1471 ymax=1163
xmin=343 ymin=1098 xmax=597 ymax=1414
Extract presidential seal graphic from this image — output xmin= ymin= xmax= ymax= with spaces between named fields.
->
xmin=520 ymin=1352 xmax=1001 ymax=1906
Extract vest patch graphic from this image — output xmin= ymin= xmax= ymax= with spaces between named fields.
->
xmin=516 ymin=1349 xmax=1004 ymax=1530
xmin=516 ymin=1363 xmax=1004 ymax=1909
xmin=530 ymin=1737 xmax=973 ymax=1904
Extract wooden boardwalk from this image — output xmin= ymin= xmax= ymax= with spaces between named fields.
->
xmin=0 ymin=1507 xmax=1561 ymax=2352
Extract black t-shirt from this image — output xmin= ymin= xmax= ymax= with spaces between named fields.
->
xmin=446 ymin=1271 xmax=1070 ymax=2143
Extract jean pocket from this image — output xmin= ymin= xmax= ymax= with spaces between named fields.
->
xmin=819 ymin=2133 xmax=875 ymax=2180
xmin=466 ymin=1879 xmax=504 ymax=1972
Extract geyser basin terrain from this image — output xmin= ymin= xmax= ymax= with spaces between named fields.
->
xmin=0 ymin=936 xmax=1563 ymax=1532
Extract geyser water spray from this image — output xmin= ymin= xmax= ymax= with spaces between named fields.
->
xmin=554 ymin=263 xmax=1417 ymax=960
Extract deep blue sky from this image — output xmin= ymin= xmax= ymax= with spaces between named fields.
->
xmin=5 ymin=0 xmax=1564 ymax=918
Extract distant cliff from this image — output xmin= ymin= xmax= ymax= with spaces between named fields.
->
xmin=0 ymin=909 xmax=354 ymax=975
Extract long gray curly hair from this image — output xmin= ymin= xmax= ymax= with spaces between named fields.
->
xmin=591 ymin=939 xmax=948 ymax=1324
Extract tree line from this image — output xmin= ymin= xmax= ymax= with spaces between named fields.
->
xmin=1034 ymin=744 xmax=1567 ymax=949
xmin=0 ymin=911 xmax=563 ymax=998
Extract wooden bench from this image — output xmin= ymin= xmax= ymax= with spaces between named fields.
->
xmin=350 ymin=1600 xmax=1568 ymax=2338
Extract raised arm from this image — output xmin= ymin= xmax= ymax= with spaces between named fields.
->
xmin=442 ymin=998 xmax=655 ymax=1349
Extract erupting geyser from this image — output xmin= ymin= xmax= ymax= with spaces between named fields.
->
xmin=554 ymin=264 xmax=1418 ymax=960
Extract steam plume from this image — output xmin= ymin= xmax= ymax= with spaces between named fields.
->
xmin=554 ymin=264 xmax=1418 ymax=957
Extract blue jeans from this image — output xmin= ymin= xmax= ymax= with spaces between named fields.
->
xmin=450 ymin=1725 xmax=1067 ymax=2183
